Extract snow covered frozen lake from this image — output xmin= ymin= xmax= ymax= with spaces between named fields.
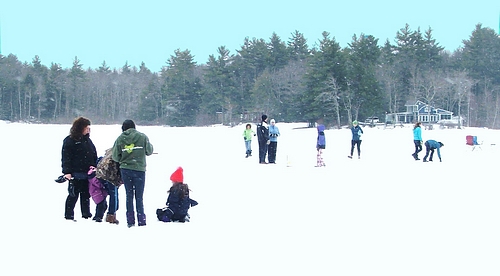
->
xmin=0 ymin=121 xmax=499 ymax=275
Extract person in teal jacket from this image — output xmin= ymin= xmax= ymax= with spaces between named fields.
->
xmin=412 ymin=122 xmax=423 ymax=160
xmin=243 ymin=123 xmax=256 ymax=158
xmin=423 ymin=140 xmax=444 ymax=162
xmin=112 ymin=119 xmax=154 ymax=227
xmin=348 ymin=120 xmax=364 ymax=159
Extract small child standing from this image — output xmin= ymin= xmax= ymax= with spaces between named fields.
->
xmin=157 ymin=167 xmax=198 ymax=223
xmin=243 ymin=123 xmax=256 ymax=158
xmin=316 ymin=123 xmax=326 ymax=167
xmin=88 ymin=167 xmax=108 ymax=222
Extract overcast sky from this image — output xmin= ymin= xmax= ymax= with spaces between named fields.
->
xmin=1 ymin=0 xmax=499 ymax=71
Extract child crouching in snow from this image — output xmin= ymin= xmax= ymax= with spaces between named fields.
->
xmin=156 ymin=167 xmax=198 ymax=223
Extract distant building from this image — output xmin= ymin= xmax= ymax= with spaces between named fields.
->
xmin=385 ymin=100 xmax=453 ymax=124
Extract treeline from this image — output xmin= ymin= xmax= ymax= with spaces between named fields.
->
xmin=1 ymin=23 xmax=499 ymax=128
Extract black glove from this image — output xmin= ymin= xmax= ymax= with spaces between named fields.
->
xmin=243 ymin=137 xmax=246 ymax=141
xmin=55 ymin=175 xmax=67 ymax=183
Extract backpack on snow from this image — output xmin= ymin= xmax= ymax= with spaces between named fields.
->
xmin=95 ymin=148 xmax=122 ymax=186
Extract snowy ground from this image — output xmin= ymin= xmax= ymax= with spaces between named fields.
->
xmin=0 ymin=120 xmax=499 ymax=276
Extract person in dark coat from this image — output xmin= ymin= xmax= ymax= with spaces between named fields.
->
xmin=157 ymin=167 xmax=198 ymax=223
xmin=423 ymin=140 xmax=444 ymax=162
xmin=256 ymin=115 xmax=270 ymax=164
xmin=61 ymin=116 xmax=98 ymax=220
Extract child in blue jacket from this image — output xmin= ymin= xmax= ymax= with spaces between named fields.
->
xmin=157 ymin=167 xmax=198 ymax=223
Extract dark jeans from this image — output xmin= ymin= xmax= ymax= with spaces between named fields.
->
xmin=104 ymin=180 xmax=119 ymax=214
xmin=64 ymin=178 xmax=91 ymax=219
xmin=121 ymin=168 xmax=146 ymax=215
xmin=423 ymin=141 xmax=435 ymax=161
xmin=258 ymin=141 xmax=268 ymax=163
xmin=350 ymin=140 xmax=362 ymax=157
xmin=268 ymin=141 xmax=278 ymax=163
xmin=413 ymin=140 xmax=422 ymax=156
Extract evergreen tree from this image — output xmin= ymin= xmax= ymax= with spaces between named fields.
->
xmin=287 ymin=30 xmax=309 ymax=61
xmin=267 ymin=32 xmax=289 ymax=72
xmin=460 ymin=24 xmax=500 ymax=127
xmin=44 ymin=63 xmax=65 ymax=120
xmin=162 ymin=49 xmax=201 ymax=126
xmin=66 ymin=56 xmax=86 ymax=117
xmin=203 ymin=46 xmax=237 ymax=124
xmin=302 ymin=32 xmax=346 ymax=125
xmin=345 ymin=34 xmax=383 ymax=120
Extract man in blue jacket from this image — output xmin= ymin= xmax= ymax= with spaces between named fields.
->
xmin=423 ymin=140 xmax=444 ymax=162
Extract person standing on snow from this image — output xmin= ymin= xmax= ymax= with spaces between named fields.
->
xmin=348 ymin=120 xmax=363 ymax=159
xmin=243 ymin=123 xmax=256 ymax=158
xmin=412 ymin=121 xmax=423 ymax=160
xmin=423 ymin=140 xmax=444 ymax=162
xmin=112 ymin=119 xmax=153 ymax=227
xmin=316 ymin=123 xmax=326 ymax=167
xmin=61 ymin=116 xmax=97 ymax=221
xmin=267 ymin=119 xmax=280 ymax=164
xmin=256 ymin=115 xmax=270 ymax=164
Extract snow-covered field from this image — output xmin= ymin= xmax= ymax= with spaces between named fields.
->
xmin=1 ymin=120 xmax=499 ymax=276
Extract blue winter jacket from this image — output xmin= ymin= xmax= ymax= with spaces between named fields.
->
xmin=269 ymin=125 xmax=280 ymax=142
xmin=426 ymin=140 xmax=442 ymax=159
xmin=166 ymin=185 xmax=198 ymax=221
xmin=317 ymin=124 xmax=326 ymax=148
xmin=413 ymin=126 xmax=422 ymax=141
xmin=351 ymin=125 xmax=363 ymax=141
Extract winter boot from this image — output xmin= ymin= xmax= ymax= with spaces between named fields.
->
xmin=105 ymin=213 xmax=119 ymax=224
xmin=126 ymin=211 xmax=135 ymax=228
xmin=138 ymin=213 xmax=146 ymax=226
xmin=245 ymin=150 xmax=249 ymax=158
xmin=249 ymin=150 xmax=252 ymax=156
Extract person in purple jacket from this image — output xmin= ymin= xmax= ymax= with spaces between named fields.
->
xmin=88 ymin=167 xmax=108 ymax=222
xmin=316 ymin=123 xmax=326 ymax=167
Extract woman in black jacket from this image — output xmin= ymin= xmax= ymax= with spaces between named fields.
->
xmin=61 ymin=116 xmax=98 ymax=221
